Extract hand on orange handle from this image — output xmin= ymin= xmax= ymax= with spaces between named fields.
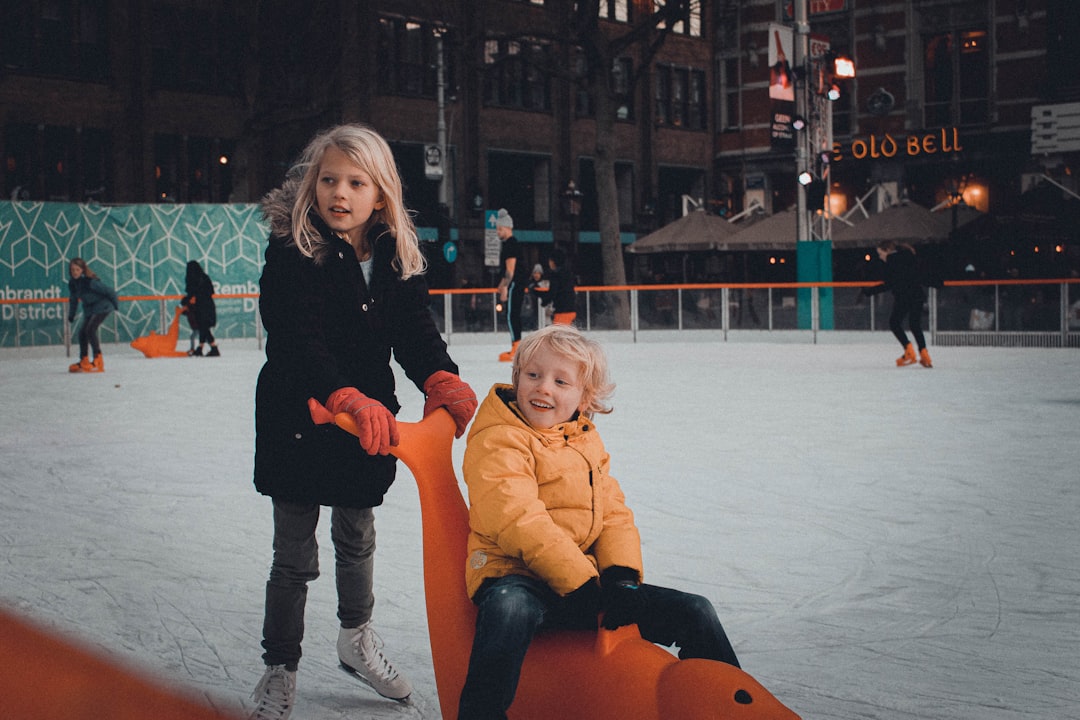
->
xmin=422 ymin=371 xmax=478 ymax=438
xmin=324 ymin=387 xmax=399 ymax=455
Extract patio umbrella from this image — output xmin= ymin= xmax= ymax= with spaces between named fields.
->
xmin=626 ymin=209 xmax=741 ymax=254
xmin=832 ymin=201 xmax=981 ymax=248
xmin=722 ymin=207 xmax=800 ymax=251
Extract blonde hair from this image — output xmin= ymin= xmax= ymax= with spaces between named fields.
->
xmin=512 ymin=325 xmax=614 ymax=417
xmin=288 ymin=124 xmax=426 ymax=279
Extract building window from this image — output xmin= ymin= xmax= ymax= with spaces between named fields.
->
xmin=377 ymin=17 xmax=454 ymax=98
xmin=0 ymin=0 xmax=108 ymax=82
xmin=655 ymin=0 xmax=702 ymax=38
xmin=573 ymin=49 xmax=591 ymax=116
xmin=613 ymin=58 xmax=634 ymax=120
xmin=655 ymin=65 xmax=707 ymax=130
xmin=484 ymin=39 xmax=552 ymax=111
xmin=150 ymin=3 xmax=242 ymax=94
xmin=2 ymin=123 xmax=111 ymax=202
xmin=718 ymin=56 xmax=740 ymax=131
xmin=154 ymin=134 xmax=234 ymax=203
xmin=600 ymin=0 xmax=632 ymax=23
xmin=923 ymin=28 xmax=989 ymax=127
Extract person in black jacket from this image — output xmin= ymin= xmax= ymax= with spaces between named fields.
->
xmin=540 ymin=248 xmax=577 ymax=326
xmin=863 ymin=240 xmax=933 ymax=367
xmin=495 ymin=208 xmax=528 ymax=361
xmin=249 ymin=124 xmax=478 ymax=720
xmin=181 ymin=260 xmax=219 ymax=356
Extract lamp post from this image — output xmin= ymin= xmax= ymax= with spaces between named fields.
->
xmin=561 ymin=180 xmax=583 ymax=275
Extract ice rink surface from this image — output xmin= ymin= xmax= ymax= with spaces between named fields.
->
xmin=2 ymin=335 xmax=1078 ymax=719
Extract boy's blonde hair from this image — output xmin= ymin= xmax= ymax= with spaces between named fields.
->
xmin=512 ymin=325 xmax=615 ymax=417
xmin=288 ymin=124 xmax=426 ymax=279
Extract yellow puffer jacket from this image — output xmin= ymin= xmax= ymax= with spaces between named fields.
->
xmin=463 ymin=384 xmax=643 ymax=599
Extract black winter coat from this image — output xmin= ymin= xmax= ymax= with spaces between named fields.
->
xmin=866 ymin=247 xmax=925 ymax=303
xmin=253 ymin=220 xmax=458 ymax=508
xmin=182 ymin=266 xmax=217 ymax=330
xmin=540 ymin=266 xmax=576 ymax=314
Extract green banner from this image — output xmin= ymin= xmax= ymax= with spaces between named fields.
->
xmin=0 ymin=200 xmax=267 ymax=348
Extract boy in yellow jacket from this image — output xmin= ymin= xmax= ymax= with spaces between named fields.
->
xmin=459 ymin=325 xmax=739 ymax=719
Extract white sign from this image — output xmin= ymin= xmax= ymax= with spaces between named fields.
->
xmin=483 ymin=210 xmax=501 ymax=267
xmin=424 ymin=144 xmax=443 ymax=180
xmin=1031 ymin=103 xmax=1080 ymax=154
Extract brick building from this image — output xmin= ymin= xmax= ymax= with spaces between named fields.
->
xmin=2 ymin=1 xmax=1077 ymax=284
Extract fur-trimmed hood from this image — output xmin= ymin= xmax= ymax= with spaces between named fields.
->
xmin=261 ymin=177 xmax=302 ymax=241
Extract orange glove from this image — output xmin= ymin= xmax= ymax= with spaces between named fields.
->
xmin=422 ymin=370 xmax=478 ymax=438
xmin=326 ymin=387 xmax=399 ymax=456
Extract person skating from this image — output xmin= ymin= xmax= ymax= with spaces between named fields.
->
xmin=863 ymin=240 xmax=933 ymax=368
xmin=181 ymin=260 xmax=220 ymax=356
xmin=66 ymin=258 xmax=119 ymax=373
xmin=495 ymin=209 xmax=528 ymax=361
xmin=248 ymin=123 xmax=478 ymax=720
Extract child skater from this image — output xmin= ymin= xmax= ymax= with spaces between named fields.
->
xmin=458 ymin=324 xmax=739 ymax=720
xmin=181 ymin=260 xmax=219 ymax=356
xmin=863 ymin=239 xmax=932 ymax=368
xmin=249 ymin=123 xmax=478 ymax=720
xmin=66 ymin=257 xmax=119 ymax=373
xmin=540 ymin=247 xmax=577 ymax=326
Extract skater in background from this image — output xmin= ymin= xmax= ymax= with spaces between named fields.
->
xmin=495 ymin=208 xmax=528 ymax=362
xmin=181 ymin=297 xmax=199 ymax=354
xmin=66 ymin=257 xmax=119 ymax=373
xmin=540 ymin=248 xmax=577 ymax=326
xmin=458 ymin=324 xmax=739 ymax=719
xmin=181 ymin=260 xmax=219 ymax=356
xmin=863 ymin=239 xmax=932 ymax=368
xmin=250 ymin=123 xmax=477 ymax=720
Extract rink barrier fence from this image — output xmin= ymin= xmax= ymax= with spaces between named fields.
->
xmin=2 ymin=279 xmax=1078 ymax=353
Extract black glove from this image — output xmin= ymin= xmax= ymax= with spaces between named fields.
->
xmin=600 ymin=566 xmax=646 ymax=630
xmin=563 ymin=579 xmax=602 ymax=629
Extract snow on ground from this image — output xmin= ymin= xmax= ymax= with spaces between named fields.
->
xmin=1 ymin=336 xmax=1078 ymax=719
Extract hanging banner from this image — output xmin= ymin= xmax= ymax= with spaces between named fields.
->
xmin=770 ymin=24 xmax=796 ymax=151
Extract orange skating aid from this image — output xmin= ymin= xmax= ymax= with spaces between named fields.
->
xmin=130 ymin=306 xmax=190 ymax=358
xmin=307 ymin=400 xmax=802 ymax=720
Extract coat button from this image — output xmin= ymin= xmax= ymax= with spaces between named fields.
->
xmin=361 ymin=303 xmax=369 ymax=311
xmin=294 ymin=433 xmax=302 ymax=440
xmin=338 ymin=251 xmax=344 ymax=259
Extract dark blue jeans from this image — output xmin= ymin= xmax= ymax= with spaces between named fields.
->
xmin=457 ymin=574 xmax=740 ymax=720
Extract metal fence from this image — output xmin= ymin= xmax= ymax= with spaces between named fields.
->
xmin=3 ymin=280 xmax=1078 ymax=352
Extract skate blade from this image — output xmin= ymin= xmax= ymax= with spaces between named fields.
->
xmin=338 ymin=662 xmax=412 ymax=704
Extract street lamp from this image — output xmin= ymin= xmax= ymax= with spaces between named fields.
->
xmin=561 ymin=180 xmax=583 ymax=272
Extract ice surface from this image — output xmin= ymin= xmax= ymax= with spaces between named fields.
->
xmin=1 ymin=336 xmax=1078 ymax=719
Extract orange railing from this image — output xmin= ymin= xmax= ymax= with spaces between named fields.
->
xmin=2 ymin=280 xmax=1078 ymax=351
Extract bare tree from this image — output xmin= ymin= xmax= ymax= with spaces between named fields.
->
xmin=568 ymin=0 xmax=699 ymax=324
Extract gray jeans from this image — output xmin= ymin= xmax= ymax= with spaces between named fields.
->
xmin=259 ymin=500 xmax=376 ymax=669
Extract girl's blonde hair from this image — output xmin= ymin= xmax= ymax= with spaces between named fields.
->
xmin=512 ymin=325 xmax=615 ymax=417
xmin=69 ymin=257 xmax=98 ymax=279
xmin=288 ymin=124 xmax=426 ymax=279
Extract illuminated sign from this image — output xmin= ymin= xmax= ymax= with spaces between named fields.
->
xmin=832 ymin=127 xmax=963 ymax=161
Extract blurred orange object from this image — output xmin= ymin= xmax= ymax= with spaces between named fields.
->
xmin=0 ymin=607 xmax=239 ymax=720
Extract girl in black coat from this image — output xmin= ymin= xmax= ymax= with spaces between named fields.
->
xmin=863 ymin=240 xmax=933 ymax=367
xmin=249 ymin=124 xmax=477 ymax=718
xmin=181 ymin=260 xmax=218 ymax=356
